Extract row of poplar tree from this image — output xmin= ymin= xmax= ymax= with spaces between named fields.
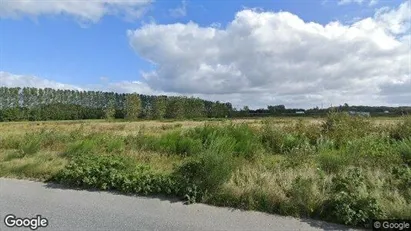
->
xmin=0 ymin=87 xmax=233 ymax=121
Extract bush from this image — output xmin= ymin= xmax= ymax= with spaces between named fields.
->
xmin=390 ymin=166 xmax=411 ymax=201
xmin=52 ymin=153 xmax=178 ymax=195
xmin=322 ymin=112 xmax=373 ymax=148
xmin=324 ymin=168 xmax=382 ymax=226
xmin=175 ymin=136 xmax=238 ymax=202
xmin=390 ymin=116 xmax=411 ymax=140
xmin=261 ymin=120 xmax=307 ymax=154
xmin=396 ymin=138 xmax=411 ymax=166
xmin=290 ymin=119 xmax=322 ymax=145
xmin=316 ymin=150 xmax=348 ymax=173
xmin=343 ymin=134 xmax=401 ymax=168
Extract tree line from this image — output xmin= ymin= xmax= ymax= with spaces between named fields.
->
xmin=0 ymin=87 xmax=233 ymax=121
xmin=0 ymin=87 xmax=409 ymax=122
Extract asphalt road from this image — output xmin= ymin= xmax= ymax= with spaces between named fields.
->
xmin=0 ymin=178 xmax=355 ymax=231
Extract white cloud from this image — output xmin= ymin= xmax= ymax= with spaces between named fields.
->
xmin=1 ymin=1 xmax=410 ymax=109
xmin=0 ymin=71 xmax=164 ymax=96
xmin=338 ymin=0 xmax=365 ymax=5
xmin=0 ymin=71 xmax=83 ymax=90
xmin=169 ymin=0 xmax=187 ymax=18
xmin=369 ymin=0 xmax=378 ymax=6
xmin=338 ymin=0 xmax=379 ymax=6
xmin=0 ymin=0 xmax=153 ymax=23
xmin=126 ymin=1 xmax=410 ymax=108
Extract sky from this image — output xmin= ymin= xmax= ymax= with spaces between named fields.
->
xmin=0 ymin=0 xmax=410 ymax=109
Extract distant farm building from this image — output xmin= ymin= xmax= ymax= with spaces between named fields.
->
xmin=295 ymin=111 xmax=305 ymax=114
xmin=348 ymin=111 xmax=370 ymax=117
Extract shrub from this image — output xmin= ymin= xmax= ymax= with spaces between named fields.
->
xmin=291 ymin=119 xmax=322 ymax=145
xmin=261 ymin=120 xmax=307 ymax=154
xmin=324 ymin=168 xmax=382 ymax=227
xmin=344 ymin=134 xmax=401 ymax=168
xmin=322 ymin=112 xmax=373 ymax=148
xmin=175 ymin=136 xmax=238 ymax=202
xmin=52 ymin=153 xmax=178 ymax=195
xmin=396 ymin=138 xmax=411 ymax=166
xmin=390 ymin=116 xmax=411 ymax=140
xmin=316 ymin=150 xmax=348 ymax=173
xmin=284 ymin=143 xmax=316 ymax=168
xmin=390 ymin=166 xmax=411 ymax=201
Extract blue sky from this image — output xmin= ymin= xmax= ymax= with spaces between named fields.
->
xmin=0 ymin=0 xmax=410 ymax=108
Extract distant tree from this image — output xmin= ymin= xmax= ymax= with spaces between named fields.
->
xmin=267 ymin=105 xmax=286 ymax=115
xmin=242 ymin=106 xmax=250 ymax=117
xmin=151 ymin=96 xmax=167 ymax=119
xmin=166 ymin=97 xmax=185 ymax=119
xmin=104 ymin=99 xmax=116 ymax=120
xmin=184 ymin=97 xmax=206 ymax=119
xmin=125 ymin=93 xmax=141 ymax=120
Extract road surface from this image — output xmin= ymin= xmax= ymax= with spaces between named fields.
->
xmin=0 ymin=178 xmax=355 ymax=231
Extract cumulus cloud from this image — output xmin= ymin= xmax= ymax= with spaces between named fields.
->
xmin=1 ymin=1 xmax=410 ymax=109
xmin=0 ymin=0 xmax=153 ymax=22
xmin=126 ymin=1 xmax=410 ymax=108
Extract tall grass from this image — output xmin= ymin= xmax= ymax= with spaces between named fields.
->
xmin=0 ymin=114 xmax=410 ymax=227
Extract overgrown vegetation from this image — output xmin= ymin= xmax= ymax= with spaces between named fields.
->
xmin=0 ymin=113 xmax=410 ymax=228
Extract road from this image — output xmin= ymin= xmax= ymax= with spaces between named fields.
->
xmin=0 ymin=178 xmax=355 ymax=231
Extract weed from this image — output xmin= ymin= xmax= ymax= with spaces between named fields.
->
xmin=19 ymin=135 xmax=41 ymax=156
xmin=324 ymin=168 xmax=382 ymax=227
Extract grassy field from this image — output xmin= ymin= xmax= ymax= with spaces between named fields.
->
xmin=0 ymin=114 xmax=410 ymax=228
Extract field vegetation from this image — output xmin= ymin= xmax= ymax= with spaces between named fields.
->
xmin=0 ymin=113 xmax=410 ymax=228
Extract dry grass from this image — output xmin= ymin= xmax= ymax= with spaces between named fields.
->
xmin=0 ymin=117 xmax=398 ymax=137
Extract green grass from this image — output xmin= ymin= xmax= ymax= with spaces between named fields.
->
xmin=0 ymin=113 xmax=410 ymax=228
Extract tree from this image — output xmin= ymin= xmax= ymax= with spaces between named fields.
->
xmin=124 ymin=93 xmax=141 ymax=120
xmin=184 ymin=97 xmax=206 ymax=119
xmin=151 ymin=96 xmax=167 ymax=119
xmin=104 ymin=99 xmax=116 ymax=120
xmin=166 ymin=97 xmax=185 ymax=119
xmin=242 ymin=106 xmax=250 ymax=117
